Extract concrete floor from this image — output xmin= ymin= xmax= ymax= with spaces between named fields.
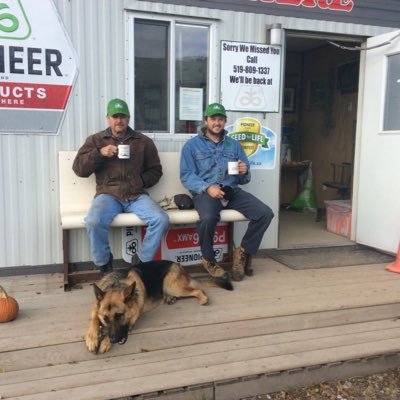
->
xmin=278 ymin=209 xmax=354 ymax=249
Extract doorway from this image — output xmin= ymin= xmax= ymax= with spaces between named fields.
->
xmin=279 ymin=32 xmax=362 ymax=249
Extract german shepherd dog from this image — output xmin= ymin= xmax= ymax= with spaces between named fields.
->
xmin=85 ymin=260 xmax=233 ymax=353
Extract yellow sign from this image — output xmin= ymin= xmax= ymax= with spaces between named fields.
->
xmin=228 ymin=117 xmax=268 ymax=157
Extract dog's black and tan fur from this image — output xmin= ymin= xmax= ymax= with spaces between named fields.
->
xmin=86 ymin=260 xmax=233 ymax=353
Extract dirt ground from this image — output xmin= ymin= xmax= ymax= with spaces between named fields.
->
xmin=241 ymin=367 xmax=400 ymax=400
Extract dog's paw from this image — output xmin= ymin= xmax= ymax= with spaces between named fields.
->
xmin=85 ymin=333 xmax=99 ymax=353
xmin=165 ymin=295 xmax=178 ymax=305
xmin=199 ymin=295 xmax=209 ymax=305
xmin=98 ymin=337 xmax=112 ymax=353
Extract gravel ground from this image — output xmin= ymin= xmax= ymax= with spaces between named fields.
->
xmin=241 ymin=367 xmax=400 ymax=400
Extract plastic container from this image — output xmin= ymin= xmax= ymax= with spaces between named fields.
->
xmin=324 ymin=200 xmax=352 ymax=238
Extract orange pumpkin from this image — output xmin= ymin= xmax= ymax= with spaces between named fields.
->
xmin=0 ymin=285 xmax=19 ymax=322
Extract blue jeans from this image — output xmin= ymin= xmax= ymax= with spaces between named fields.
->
xmin=193 ymin=188 xmax=274 ymax=260
xmin=84 ymin=194 xmax=169 ymax=266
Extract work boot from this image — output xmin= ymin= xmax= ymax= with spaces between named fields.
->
xmin=99 ymin=253 xmax=113 ymax=275
xmin=201 ymin=258 xmax=229 ymax=280
xmin=232 ymin=246 xmax=248 ymax=281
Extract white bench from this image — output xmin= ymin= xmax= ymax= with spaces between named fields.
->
xmin=59 ymin=151 xmax=248 ymax=288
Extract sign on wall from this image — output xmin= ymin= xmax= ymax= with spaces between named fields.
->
xmin=248 ymin=0 xmax=354 ymax=12
xmin=220 ymin=40 xmax=281 ymax=112
xmin=226 ymin=117 xmax=277 ymax=169
xmin=122 ymin=224 xmax=230 ymax=266
xmin=0 ymin=0 xmax=78 ymax=134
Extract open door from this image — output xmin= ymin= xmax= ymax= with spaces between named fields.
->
xmin=355 ymin=30 xmax=400 ymax=253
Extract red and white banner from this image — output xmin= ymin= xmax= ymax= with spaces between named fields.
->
xmin=0 ymin=83 xmax=72 ymax=109
xmin=253 ymin=0 xmax=354 ymax=12
xmin=123 ymin=224 xmax=230 ymax=266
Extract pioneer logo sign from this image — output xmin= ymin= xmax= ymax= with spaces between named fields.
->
xmin=0 ymin=0 xmax=78 ymax=134
xmin=123 ymin=224 xmax=230 ymax=266
xmin=249 ymin=0 xmax=354 ymax=12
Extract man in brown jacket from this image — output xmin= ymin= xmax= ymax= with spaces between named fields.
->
xmin=73 ymin=98 xmax=169 ymax=273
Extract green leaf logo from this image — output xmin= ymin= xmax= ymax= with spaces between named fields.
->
xmin=0 ymin=0 xmax=31 ymax=40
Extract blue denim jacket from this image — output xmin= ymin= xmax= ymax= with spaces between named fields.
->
xmin=180 ymin=129 xmax=251 ymax=195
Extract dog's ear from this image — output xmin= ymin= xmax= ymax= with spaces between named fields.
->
xmin=124 ymin=281 xmax=137 ymax=303
xmin=93 ymin=283 xmax=105 ymax=301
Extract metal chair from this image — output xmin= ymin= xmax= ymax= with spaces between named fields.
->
xmin=323 ymin=162 xmax=352 ymax=199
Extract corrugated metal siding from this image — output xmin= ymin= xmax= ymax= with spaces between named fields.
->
xmin=138 ymin=0 xmax=400 ymax=28
xmin=0 ymin=0 xmax=396 ymax=269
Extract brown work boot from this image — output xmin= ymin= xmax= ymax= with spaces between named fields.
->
xmin=201 ymin=258 xmax=229 ymax=280
xmin=99 ymin=253 xmax=113 ymax=275
xmin=232 ymin=246 xmax=248 ymax=281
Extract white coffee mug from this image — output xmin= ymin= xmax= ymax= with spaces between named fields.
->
xmin=228 ymin=161 xmax=239 ymax=175
xmin=118 ymin=144 xmax=130 ymax=159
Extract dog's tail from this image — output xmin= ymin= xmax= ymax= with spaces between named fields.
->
xmin=193 ymin=277 xmax=234 ymax=291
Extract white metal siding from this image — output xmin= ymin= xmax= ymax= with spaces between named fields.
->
xmin=0 ymin=0 xmax=395 ymax=268
xmin=138 ymin=0 xmax=400 ymax=28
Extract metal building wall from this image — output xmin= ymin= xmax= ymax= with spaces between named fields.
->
xmin=0 ymin=0 xmax=395 ymax=269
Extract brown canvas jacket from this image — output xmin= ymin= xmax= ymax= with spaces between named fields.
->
xmin=72 ymin=127 xmax=163 ymax=202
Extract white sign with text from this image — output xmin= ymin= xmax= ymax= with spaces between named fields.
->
xmin=122 ymin=224 xmax=230 ymax=266
xmin=220 ymin=40 xmax=281 ymax=112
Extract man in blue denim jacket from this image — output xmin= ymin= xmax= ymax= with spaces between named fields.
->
xmin=180 ymin=103 xmax=274 ymax=281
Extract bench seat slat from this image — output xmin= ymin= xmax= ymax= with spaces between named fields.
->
xmin=61 ymin=209 xmax=248 ymax=230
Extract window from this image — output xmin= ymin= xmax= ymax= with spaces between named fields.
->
xmin=383 ymin=53 xmax=400 ymax=131
xmin=134 ymin=20 xmax=169 ymax=132
xmin=175 ymin=24 xmax=209 ymax=133
xmin=130 ymin=17 xmax=210 ymax=134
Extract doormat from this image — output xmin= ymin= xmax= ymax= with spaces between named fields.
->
xmin=264 ymin=245 xmax=395 ymax=270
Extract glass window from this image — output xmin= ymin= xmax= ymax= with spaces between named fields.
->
xmin=383 ymin=53 xmax=400 ymax=131
xmin=175 ymin=24 xmax=209 ymax=134
xmin=134 ymin=20 xmax=169 ymax=132
xmin=132 ymin=17 xmax=210 ymax=133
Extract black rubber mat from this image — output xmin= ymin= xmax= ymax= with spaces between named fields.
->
xmin=265 ymin=245 xmax=395 ymax=270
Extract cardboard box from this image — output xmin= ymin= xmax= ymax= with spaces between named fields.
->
xmin=325 ymin=200 xmax=352 ymax=238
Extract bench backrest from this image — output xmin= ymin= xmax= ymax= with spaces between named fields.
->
xmin=58 ymin=151 xmax=189 ymax=215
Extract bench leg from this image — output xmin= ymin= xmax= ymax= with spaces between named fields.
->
xmin=228 ymin=222 xmax=235 ymax=256
xmin=63 ymin=230 xmax=71 ymax=291
xmin=221 ymin=222 xmax=235 ymax=270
